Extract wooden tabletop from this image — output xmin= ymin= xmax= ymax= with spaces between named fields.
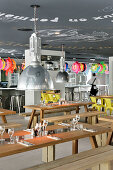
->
xmin=42 ymin=111 xmax=105 ymax=123
xmin=0 ymin=108 xmax=16 ymax=116
xmin=0 ymin=124 xmax=112 ymax=158
xmin=91 ymin=95 xmax=113 ymax=99
xmin=24 ymin=102 xmax=94 ymax=111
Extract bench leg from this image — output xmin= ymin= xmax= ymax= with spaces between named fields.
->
xmin=31 ymin=115 xmax=38 ymax=128
xmin=92 ymin=133 xmax=111 ymax=170
xmin=40 ymin=110 xmax=44 ymax=124
xmin=42 ymin=145 xmax=55 ymax=163
xmin=1 ymin=115 xmax=7 ymax=123
xmin=27 ymin=110 xmax=36 ymax=129
xmin=88 ymin=116 xmax=97 ymax=125
xmin=72 ymin=140 xmax=78 ymax=154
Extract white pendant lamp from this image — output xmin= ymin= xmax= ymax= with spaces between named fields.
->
xmin=17 ymin=5 xmax=54 ymax=90
xmin=56 ymin=44 xmax=69 ymax=83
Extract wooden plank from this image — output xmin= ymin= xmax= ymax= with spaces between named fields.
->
xmin=91 ymin=95 xmax=113 ymax=99
xmin=42 ymin=111 xmax=105 ymax=123
xmin=24 ymin=102 xmax=94 ymax=111
xmin=89 ymin=136 xmax=98 ymax=148
xmin=48 ymin=145 xmax=55 ymax=162
xmin=40 ymin=110 xmax=44 ymax=124
xmin=42 ymin=147 xmax=48 ymax=162
xmin=72 ymin=140 xmax=78 ymax=154
xmin=27 ymin=110 xmax=36 ymax=129
xmin=1 ymin=115 xmax=7 ymax=123
xmin=106 ymin=132 xmax=113 ymax=145
xmin=25 ymin=145 xmax=113 ymax=170
xmin=0 ymin=109 xmax=16 ymax=116
xmin=0 ymin=122 xmax=22 ymax=129
xmin=99 ymin=116 xmax=113 ymax=123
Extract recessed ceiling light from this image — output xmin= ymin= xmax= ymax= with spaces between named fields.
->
xmin=55 ymin=32 xmax=60 ymax=35
xmin=90 ymin=58 xmax=95 ymax=61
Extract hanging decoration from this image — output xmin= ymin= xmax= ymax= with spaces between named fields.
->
xmin=21 ymin=62 xmax=25 ymax=70
xmin=72 ymin=61 xmax=87 ymax=74
xmin=0 ymin=57 xmax=17 ymax=76
xmin=91 ymin=61 xmax=109 ymax=74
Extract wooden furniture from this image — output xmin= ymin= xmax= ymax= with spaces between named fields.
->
xmin=42 ymin=111 xmax=105 ymax=124
xmin=0 ymin=123 xmax=111 ymax=163
xmin=25 ymin=145 xmax=113 ymax=170
xmin=0 ymin=108 xmax=16 ymax=123
xmin=0 ymin=108 xmax=21 ymax=129
xmin=23 ymin=102 xmax=94 ymax=128
xmin=0 ymin=122 xmax=21 ymax=129
xmin=99 ymin=115 xmax=113 ymax=123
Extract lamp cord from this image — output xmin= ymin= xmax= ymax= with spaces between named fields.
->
xmin=34 ymin=6 xmax=37 ymax=35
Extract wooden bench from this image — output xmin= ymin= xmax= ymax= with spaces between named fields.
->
xmin=98 ymin=115 xmax=113 ymax=123
xmin=0 ymin=122 xmax=22 ymax=129
xmin=25 ymin=145 xmax=113 ymax=170
xmin=42 ymin=111 xmax=105 ymax=124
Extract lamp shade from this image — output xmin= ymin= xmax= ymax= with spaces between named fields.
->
xmin=56 ymin=71 xmax=69 ymax=83
xmin=17 ymin=61 xmax=54 ymax=90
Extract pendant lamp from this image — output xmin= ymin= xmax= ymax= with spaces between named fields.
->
xmin=17 ymin=5 xmax=54 ymax=90
xmin=56 ymin=45 xmax=69 ymax=83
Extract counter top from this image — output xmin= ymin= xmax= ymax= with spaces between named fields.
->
xmin=0 ymin=88 xmax=17 ymax=90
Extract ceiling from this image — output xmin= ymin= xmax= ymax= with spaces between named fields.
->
xmin=0 ymin=0 xmax=113 ymax=62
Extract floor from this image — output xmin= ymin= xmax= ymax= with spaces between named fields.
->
xmin=0 ymin=107 xmax=103 ymax=170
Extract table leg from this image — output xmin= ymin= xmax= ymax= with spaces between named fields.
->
xmin=84 ymin=105 xmax=88 ymax=112
xmin=106 ymin=132 xmax=113 ymax=145
xmin=1 ymin=115 xmax=7 ymax=123
xmin=72 ymin=140 xmax=78 ymax=154
xmin=89 ymin=136 xmax=98 ymax=149
xmin=42 ymin=145 xmax=55 ymax=163
xmin=76 ymin=106 xmax=79 ymax=113
xmin=27 ymin=110 xmax=36 ymax=129
xmin=40 ymin=110 xmax=44 ymax=124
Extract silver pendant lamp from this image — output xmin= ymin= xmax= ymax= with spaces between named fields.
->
xmin=17 ymin=5 xmax=54 ymax=90
xmin=56 ymin=44 xmax=69 ymax=83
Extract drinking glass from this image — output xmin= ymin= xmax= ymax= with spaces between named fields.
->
xmin=43 ymin=120 xmax=48 ymax=131
xmin=0 ymin=126 xmax=5 ymax=143
xmin=8 ymin=128 xmax=14 ymax=144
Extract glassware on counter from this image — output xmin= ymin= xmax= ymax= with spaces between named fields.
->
xmin=8 ymin=128 xmax=14 ymax=144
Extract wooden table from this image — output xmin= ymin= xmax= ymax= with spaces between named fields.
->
xmin=0 ymin=124 xmax=112 ymax=163
xmin=24 ymin=102 xmax=94 ymax=128
xmin=0 ymin=108 xmax=16 ymax=124
xmin=91 ymin=95 xmax=113 ymax=99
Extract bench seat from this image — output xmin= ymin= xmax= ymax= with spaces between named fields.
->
xmin=42 ymin=111 xmax=105 ymax=123
xmin=25 ymin=145 xmax=113 ymax=170
xmin=0 ymin=122 xmax=22 ymax=129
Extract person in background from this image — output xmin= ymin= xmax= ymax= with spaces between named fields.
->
xmin=87 ymin=73 xmax=98 ymax=96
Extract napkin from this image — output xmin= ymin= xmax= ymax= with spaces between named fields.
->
xmin=83 ymin=128 xmax=96 ymax=132
xmin=17 ymin=141 xmax=34 ymax=146
xmin=58 ymin=123 xmax=70 ymax=127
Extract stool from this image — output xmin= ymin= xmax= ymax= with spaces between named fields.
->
xmin=73 ymin=87 xmax=80 ymax=101
xmin=10 ymin=95 xmax=24 ymax=113
xmin=80 ymin=91 xmax=89 ymax=101
xmin=73 ymin=92 xmax=80 ymax=101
